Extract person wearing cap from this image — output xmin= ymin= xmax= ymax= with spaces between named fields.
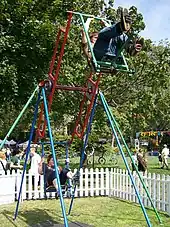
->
xmin=161 ymin=144 xmax=169 ymax=169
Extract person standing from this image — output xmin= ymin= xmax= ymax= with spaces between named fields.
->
xmin=158 ymin=152 xmax=162 ymax=166
xmin=161 ymin=144 xmax=169 ymax=169
xmin=137 ymin=149 xmax=147 ymax=174
xmin=0 ymin=151 xmax=7 ymax=175
xmin=131 ymin=150 xmax=138 ymax=172
xmin=38 ymin=154 xmax=78 ymax=190
xmin=29 ymin=145 xmax=41 ymax=187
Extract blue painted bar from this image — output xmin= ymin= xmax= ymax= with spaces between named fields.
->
xmin=68 ymin=93 xmax=98 ymax=215
xmin=42 ymin=88 xmax=68 ymax=227
xmin=99 ymin=92 xmax=152 ymax=227
xmin=100 ymin=92 xmax=162 ymax=224
xmin=14 ymin=90 xmax=41 ymax=220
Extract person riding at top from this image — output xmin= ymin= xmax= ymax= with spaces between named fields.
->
xmin=82 ymin=8 xmax=144 ymax=64
xmin=81 ymin=17 xmax=99 ymax=63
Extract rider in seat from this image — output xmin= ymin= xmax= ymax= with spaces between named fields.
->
xmin=82 ymin=8 xmax=144 ymax=70
xmin=38 ymin=154 xmax=79 ymax=192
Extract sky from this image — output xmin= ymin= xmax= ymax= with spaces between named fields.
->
xmin=112 ymin=0 xmax=170 ymax=42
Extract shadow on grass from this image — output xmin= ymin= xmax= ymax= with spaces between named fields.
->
xmin=2 ymin=208 xmax=61 ymax=226
xmin=2 ymin=211 xmax=18 ymax=227
xmin=112 ymin=198 xmax=170 ymax=218
xmin=71 ymin=211 xmax=144 ymax=223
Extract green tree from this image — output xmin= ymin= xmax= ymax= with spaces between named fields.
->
xmin=2 ymin=0 xmax=170 ymax=144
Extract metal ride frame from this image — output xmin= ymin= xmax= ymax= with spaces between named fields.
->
xmin=0 ymin=11 xmax=162 ymax=227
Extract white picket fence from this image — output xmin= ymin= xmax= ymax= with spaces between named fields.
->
xmin=0 ymin=168 xmax=170 ymax=215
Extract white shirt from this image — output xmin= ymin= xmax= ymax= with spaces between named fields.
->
xmin=131 ymin=154 xmax=138 ymax=164
xmin=162 ymin=148 xmax=169 ymax=157
xmin=30 ymin=153 xmax=41 ymax=175
xmin=0 ymin=159 xmax=7 ymax=175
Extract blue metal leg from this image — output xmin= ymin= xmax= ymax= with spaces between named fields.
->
xmin=68 ymin=93 xmax=98 ymax=215
xmin=100 ymin=92 xmax=162 ymax=224
xmin=99 ymin=91 xmax=152 ymax=227
xmin=14 ymin=90 xmax=41 ymax=220
xmin=42 ymin=88 xmax=68 ymax=227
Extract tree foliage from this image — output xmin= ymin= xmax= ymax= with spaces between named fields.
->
xmin=1 ymin=0 xmax=170 ymax=142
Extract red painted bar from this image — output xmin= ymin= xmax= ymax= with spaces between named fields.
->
xmin=56 ymin=85 xmax=87 ymax=92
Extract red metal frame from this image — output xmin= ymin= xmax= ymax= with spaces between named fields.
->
xmin=35 ymin=12 xmax=102 ymax=145
xmin=70 ymin=72 xmax=101 ymax=144
xmin=56 ymin=85 xmax=87 ymax=92
xmin=35 ymin=12 xmax=73 ymax=141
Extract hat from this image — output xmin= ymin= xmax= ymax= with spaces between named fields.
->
xmin=164 ymin=144 xmax=167 ymax=147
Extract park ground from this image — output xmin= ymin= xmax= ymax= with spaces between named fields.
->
xmin=1 ymin=155 xmax=170 ymax=227
xmin=0 ymin=197 xmax=170 ymax=227
xmin=69 ymin=155 xmax=170 ymax=176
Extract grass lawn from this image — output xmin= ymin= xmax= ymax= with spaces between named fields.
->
xmin=68 ymin=155 xmax=170 ymax=176
xmin=0 ymin=197 xmax=169 ymax=227
xmin=117 ymin=155 xmax=170 ymax=175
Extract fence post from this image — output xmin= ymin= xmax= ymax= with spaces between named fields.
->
xmin=167 ymin=176 xmax=170 ymax=215
xmin=39 ymin=175 xmax=44 ymax=199
xmin=162 ymin=174 xmax=166 ymax=211
xmin=109 ymin=168 xmax=113 ymax=197
xmin=125 ymin=169 xmax=129 ymax=201
xmin=85 ymin=168 xmax=89 ymax=197
xmin=73 ymin=168 xmax=78 ymax=197
xmin=100 ymin=168 xmax=104 ymax=196
xmin=22 ymin=169 xmax=27 ymax=201
xmin=115 ymin=168 xmax=118 ymax=197
xmin=122 ymin=169 xmax=125 ymax=200
xmin=79 ymin=168 xmax=83 ymax=197
xmin=90 ymin=168 xmax=94 ymax=197
xmin=147 ymin=172 xmax=152 ymax=207
xmin=28 ymin=169 xmax=32 ymax=200
xmin=157 ymin=174 xmax=161 ymax=210
xmin=152 ymin=173 xmax=156 ymax=208
xmin=113 ymin=168 xmax=116 ymax=197
xmin=105 ymin=168 xmax=109 ymax=196
xmin=95 ymin=168 xmax=99 ymax=196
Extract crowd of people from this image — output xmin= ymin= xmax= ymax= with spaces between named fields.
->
xmin=0 ymin=140 xmax=169 ymax=193
xmin=0 ymin=147 xmax=23 ymax=175
xmin=0 ymin=144 xmax=80 ymax=194
xmin=131 ymin=144 xmax=170 ymax=174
